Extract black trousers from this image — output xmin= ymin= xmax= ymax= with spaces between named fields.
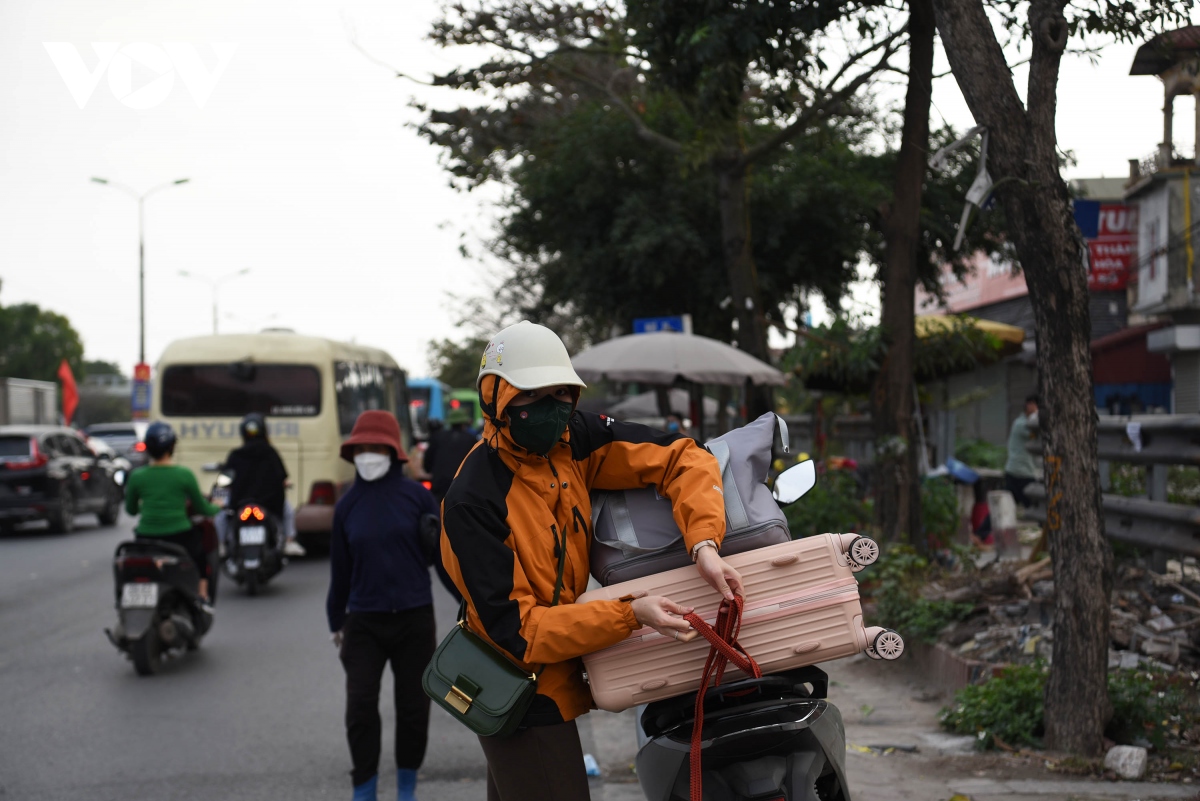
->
xmin=339 ymin=608 xmax=436 ymax=787
xmin=136 ymin=530 xmax=208 ymax=580
xmin=479 ymin=719 xmax=590 ymax=801
xmin=1004 ymin=472 xmax=1035 ymax=508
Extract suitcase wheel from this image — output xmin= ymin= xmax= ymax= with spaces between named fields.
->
xmin=848 ymin=536 xmax=880 ymax=569
xmin=871 ymin=629 xmax=905 ymax=661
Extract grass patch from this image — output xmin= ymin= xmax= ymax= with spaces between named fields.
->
xmin=940 ymin=662 xmax=1200 ymax=752
xmin=862 ymin=544 xmax=976 ymax=644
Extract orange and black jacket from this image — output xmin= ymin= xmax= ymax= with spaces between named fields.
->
xmin=440 ymin=376 xmax=726 ymax=726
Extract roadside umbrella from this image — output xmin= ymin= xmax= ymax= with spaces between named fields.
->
xmin=572 ymin=332 xmax=787 ymax=387
xmin=914 ymin=314 xmax=1025 ymax=358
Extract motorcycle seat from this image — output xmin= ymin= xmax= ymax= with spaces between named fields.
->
xmin=640 ymin=665 xmax=828 ymax=739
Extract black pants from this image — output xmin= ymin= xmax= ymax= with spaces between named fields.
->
xmin=1004 ymin=473 xmax=1035 ymax=508
xmin=479 ymin=719 xmax=590 ymax=801
xmin=339 ymin=608 xmax=436 ymax=787
xmin=136 ymin=530 xmax=208 ymax=580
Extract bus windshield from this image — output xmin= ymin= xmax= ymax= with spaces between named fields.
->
xmin=335 ymin=361 xmax=405 ymax=436
xmin=161 ymin=364 xmax=321 ymax=417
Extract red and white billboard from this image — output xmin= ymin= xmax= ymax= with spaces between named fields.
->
xmin=916 ymin=200 xmax=1135 ymax=313
xmin=1081 ymin=203 xmax=1135 ymax=291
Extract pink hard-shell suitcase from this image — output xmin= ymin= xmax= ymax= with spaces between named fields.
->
xmin=578 ymin=533 xmax=902 ymax=713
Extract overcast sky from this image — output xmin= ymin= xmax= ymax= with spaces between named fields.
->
xmin=1 ymin=0 xmax=1193 ymax=374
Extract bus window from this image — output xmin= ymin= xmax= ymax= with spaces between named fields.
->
xmin=161 ymin=364 xmax=321 ymax=417
xmin=335 ymin=361 xmax=409 ymax=437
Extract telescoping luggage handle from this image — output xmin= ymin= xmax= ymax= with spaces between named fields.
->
xmin=592 ymin=414 xmax=791 ymax=555
xmin=683 ymin=596 xmax=762 ymax=801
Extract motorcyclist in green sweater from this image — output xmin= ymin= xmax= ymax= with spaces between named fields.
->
xmin=124 ymin=422 xmax=221 ymax=603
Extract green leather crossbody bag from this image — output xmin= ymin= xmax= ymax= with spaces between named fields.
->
xmin=422 ymin=527 xmax=568 ymax=737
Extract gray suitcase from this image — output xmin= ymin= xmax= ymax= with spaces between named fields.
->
xmin=589 ymin=412 xmax=792 ymax=586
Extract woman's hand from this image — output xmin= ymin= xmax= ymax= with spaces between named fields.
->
xmin=694 ymin=546 xmax=744 ymax=601
xmin=631 ymin=596 xmax=699 ymax=643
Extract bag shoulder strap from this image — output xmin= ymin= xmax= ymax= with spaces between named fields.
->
xmin=706 ymin=440 xmax=749 ymax=531
xmin=774 ymin=414 xmax=790 ymax=455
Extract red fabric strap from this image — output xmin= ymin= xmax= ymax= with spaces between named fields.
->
xmin=683 ymin=596 xmax=762 ymax=801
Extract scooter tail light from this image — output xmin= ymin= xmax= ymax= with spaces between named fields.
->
xmin=118 ymin=556 xmax=156 ymax=569
xmin=238 ymin=505 xmax=265 ymax=521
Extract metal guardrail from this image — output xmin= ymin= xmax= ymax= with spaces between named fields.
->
xmin=1024 ymin=484 xmax=1200 ymax=558
xmin=1029 ymin=415 xmax=1200 ymax=466
xmin=1025 ymin=414 xmax=1200 ymax=558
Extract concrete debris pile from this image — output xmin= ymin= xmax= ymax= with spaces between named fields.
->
xmin=925 ymin=556 xmax=1200 ymax=671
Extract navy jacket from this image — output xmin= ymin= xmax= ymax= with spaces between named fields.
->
xmin=326 ymin=464 xmax=441 ymax=633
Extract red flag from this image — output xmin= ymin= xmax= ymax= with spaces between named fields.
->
xmin=58 ymin=360 xmax=78 ymax=426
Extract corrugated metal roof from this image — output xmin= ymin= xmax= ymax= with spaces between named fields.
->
xmin=1130 ymin=25 xmax=1200 ymax=76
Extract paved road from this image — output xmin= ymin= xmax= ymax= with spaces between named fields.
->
xmin=10 ymin=513 xmax=1188 ymax=801
xmin=0 ymin=513 xmax=643 ymax=801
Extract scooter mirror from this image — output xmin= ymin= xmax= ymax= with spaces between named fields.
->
xmin=773 ymin=460 xmax=816 ymax=506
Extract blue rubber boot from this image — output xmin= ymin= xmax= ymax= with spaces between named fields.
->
xmin=352 ymin=774 xmax=378 ymax=801
xmin=397 ymin=769 xmax=418 ymax=801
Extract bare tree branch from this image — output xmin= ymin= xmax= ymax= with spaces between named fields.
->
xmin=342 ymin=10 xmax=435 ymax=85
xmin=742 ymin=29 xmax=905 ymax=166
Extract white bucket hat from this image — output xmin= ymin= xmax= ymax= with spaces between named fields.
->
xmin=477 ymin=321 xmax=587 ymax=391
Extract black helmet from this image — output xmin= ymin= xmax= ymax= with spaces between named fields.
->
xmin=144 ymin=421 xmax=177 ymax=459
xmin=240 ymin=412 xmax=267 ymax=441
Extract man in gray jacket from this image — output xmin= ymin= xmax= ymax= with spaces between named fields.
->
xmin=1004 ymin=394 xmax=1039 ymax=507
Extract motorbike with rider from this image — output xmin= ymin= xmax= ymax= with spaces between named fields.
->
xmin=107 ymin=421 xmax=218 ymax=674
xmin=214 ymin=413 xmax=299 ymax=592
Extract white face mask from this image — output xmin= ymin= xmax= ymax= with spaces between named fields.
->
xmin=354 ymin=452 xmax=391 ymax=482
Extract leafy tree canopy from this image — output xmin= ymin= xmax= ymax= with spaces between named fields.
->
xmin=418 ymin=2 xmax=1009 ymax=354
xmin=427 ymin=335 xmax=491 ymax=390
xmin=83 ymin=360 xmax=123 ymax=377
xmin=0 ymin=281 xmax=85 ymax=383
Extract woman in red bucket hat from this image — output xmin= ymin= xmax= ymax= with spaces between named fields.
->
xmin=327 ymin=409 xmax=440 ymax=801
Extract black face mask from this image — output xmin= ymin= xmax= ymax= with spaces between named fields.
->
xmin=507 ymin=395 xmax=573 ymax=455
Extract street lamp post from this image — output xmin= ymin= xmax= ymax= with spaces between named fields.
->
xmin=90 ymin=177 xmax=190 ymax=364
xmin=178 ymin=269 xmax=252 ymax=334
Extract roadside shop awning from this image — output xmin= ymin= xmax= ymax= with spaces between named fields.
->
xmin=798 ymin=314 xmax=1025 ymax=393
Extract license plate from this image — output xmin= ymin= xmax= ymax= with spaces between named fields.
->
xmin=239 ymin=526 xmax=266 ymax=546
xmin=121 ymin=583 xmax=158 ymax=608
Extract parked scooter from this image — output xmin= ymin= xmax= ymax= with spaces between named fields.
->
xmin=105 ymin=539 xmax=214 ymax=676
xmin=636 ymin=665 xmax=849 ymax=800
xmin=633 ymin=458 xmax=853 ymax=800
xmin=208 ymin=465 xmax=286 ymax=596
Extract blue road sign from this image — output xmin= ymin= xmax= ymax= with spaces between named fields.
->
xmin=131 ymin=380 xmax=151 ymax=414
xmin=633 ymin=315 xmax=691 ymax=334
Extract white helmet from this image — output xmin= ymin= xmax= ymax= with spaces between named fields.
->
xmin=477 ymin=321 xmax=587 ymax=391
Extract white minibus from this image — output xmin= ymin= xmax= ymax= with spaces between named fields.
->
xmin=151 ymin=331 xmax=414 ymax=546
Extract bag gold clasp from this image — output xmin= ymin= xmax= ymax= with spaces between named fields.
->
xmin=446 ymin=685 xmax=473 ymax=714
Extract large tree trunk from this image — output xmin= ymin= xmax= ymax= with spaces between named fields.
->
xmin=873 ymin=0 xmax=934 ymax=548
xmin=932 ymin=0 xmax=1111 ymax=755
xmin=716 ymin=158 xmax=774 ymax=418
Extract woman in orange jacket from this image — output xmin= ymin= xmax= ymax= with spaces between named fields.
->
xmin=440 ymin=321 xmax=744 ymax=801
